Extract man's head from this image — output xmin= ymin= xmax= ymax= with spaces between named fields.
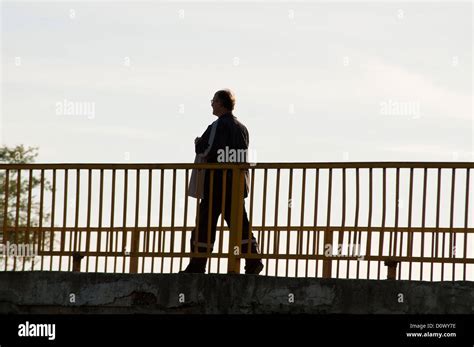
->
xmin=211 ymin=89 xmax=235 ymax=117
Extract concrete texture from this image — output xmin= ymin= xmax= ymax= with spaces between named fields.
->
xmin=1 ymin=272 xmax=473 ymax=314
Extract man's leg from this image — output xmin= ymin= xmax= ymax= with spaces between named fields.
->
xmin=223 ymin=199 xmax=263 ymax=274
xmin=239 ymin=205 xmax=264 ymax=274
xmin=183 ymin=189 xmax=222 ymax=273
xmin=183 ymin=199 xmax=211 ymax=273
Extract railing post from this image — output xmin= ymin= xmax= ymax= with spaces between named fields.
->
xmin=129 ymin=169 xmax=141 ymax=274
xmin=322 ymin=168 xmax=333 ymax=279
xmin=72 ymin=252 xmax=84 ymax=272
xmin=228 ymin=166 xmax=245 ymax=274
xmin=129 ymin=229 xmax=139 ymax=273
xmin=322 ymin=229 xmax=333 ymax=278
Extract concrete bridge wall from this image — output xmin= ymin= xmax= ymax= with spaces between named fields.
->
xmin=1 ymin=272 xmax=473 ymax=314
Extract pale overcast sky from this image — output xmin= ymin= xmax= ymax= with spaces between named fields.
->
xmin=1 ymin=1 xmax=472 ymax=163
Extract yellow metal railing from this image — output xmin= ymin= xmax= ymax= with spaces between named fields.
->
xmin=1 ymin=162 xmax=473 ymax=281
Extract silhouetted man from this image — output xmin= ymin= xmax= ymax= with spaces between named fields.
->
xmin=181 ymin=89 xmax=263 ymax=274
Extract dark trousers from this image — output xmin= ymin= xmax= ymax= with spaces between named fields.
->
xmin=187 ymin=169 xmax=260 ymax=272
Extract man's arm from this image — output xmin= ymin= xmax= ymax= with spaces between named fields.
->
xmin=195 ymin=124 xmax=212 ymax=154
xmin=244 ymin=126 xmax=249 ymax=149
xmin=203 ymin=120 xmax=226 ymax=161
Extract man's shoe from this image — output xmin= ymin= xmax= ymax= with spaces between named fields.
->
xmin=244 ymin=261 xmax=264 ymax=275
xmin=179 ymin=263 xmax=206 ymax=274
xmin=180 ymin=259 xmax=207 ymax=273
